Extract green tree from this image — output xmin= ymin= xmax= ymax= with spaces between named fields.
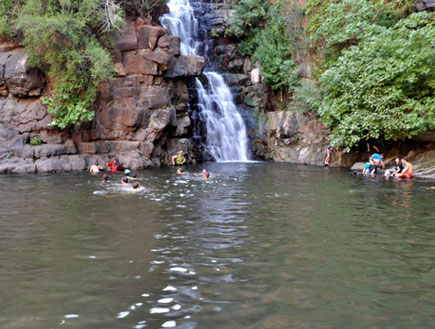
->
xmin=1 ymin=0 xmax=124 ymax=129
xmin=319 ymin=12 xmax=435 ymax=150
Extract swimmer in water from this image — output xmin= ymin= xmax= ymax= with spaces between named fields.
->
xmin=129 ymin=173 xmax=138 ymax=180
xmin=121 ymin=177 xmax=129 ymax=185
xmin=201 ymin=169 xmax=210 ymax=179
xmin=132 ymin=182 xmax=140 ymax=189
xmin=177 ymin=168 xmax=184 ymax=175
xmin=101 ymin=174 xmax=110 ymax=184
xmin=89 ymin=164 xmax=103 ymax=174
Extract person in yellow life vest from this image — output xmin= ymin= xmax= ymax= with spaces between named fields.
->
xmin=172 ymin=151 xmax=186 ymax=166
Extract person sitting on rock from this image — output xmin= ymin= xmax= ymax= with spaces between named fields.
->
xmin=89 ymin=164 xmax=103 ymax=174
xmin=101 ymin=174 xmax=110 ymax=184
xmin=384 ymin=157 xmax=403 ymax=177
xmin=172 ymin=151 xmax=186 ymax=166
xmin=398 ymin=157 xmax=413 ymax=179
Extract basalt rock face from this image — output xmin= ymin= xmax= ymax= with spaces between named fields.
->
xmin=0 ymin=18 xmax=204 ymax=173
xmin=206 ymin=1 xmax=334 ymax=165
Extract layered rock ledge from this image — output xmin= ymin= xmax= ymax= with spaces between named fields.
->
xmin=0 ymin=18 xmax=205 ymax=173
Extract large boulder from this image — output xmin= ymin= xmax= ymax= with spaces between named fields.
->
xmin=123 ymin=51 xmax=158 ymax=75
xmin=139 ymin=48 xmax=172 ymax=66
xmin=164 ymin=55 xmax=205 ymax=78
xmin=113 ymin=21 xmax=138 ymax=51
xmin=137 ymin=25 xmax=166 ymax=50
xmin=3 ymin=52 xmax=43 ymax=97
xmin=157 ymin=35 xmax=181 ymax=56
xmin=0 ymin=157 xmax=36 ymax=173
xmin=149 ymin=107 xmax=177 ymax=131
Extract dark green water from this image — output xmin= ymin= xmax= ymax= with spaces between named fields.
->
xmin=1 ymin=163 xmax=435 ymax=329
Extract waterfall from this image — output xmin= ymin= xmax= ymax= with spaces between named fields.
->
xmin=160 ymin=0 xmax=249 ymax=162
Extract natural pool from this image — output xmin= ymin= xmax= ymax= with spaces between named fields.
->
xmin=1 ymin=162 xmax=435 ymax=329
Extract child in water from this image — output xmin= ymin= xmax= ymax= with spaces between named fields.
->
xmin=132 ymin=182 xmax=140 ymax=189
xmin=101 ymin=174 xmax=110 ymax=184
xmin=121 ymin=177 xmax=129 ymax=185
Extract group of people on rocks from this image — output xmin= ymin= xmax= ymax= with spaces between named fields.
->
xmin=89 ymin=151 xmax=210 ymax=190
xmin=360 ymin=153 xmax=413 ymax=178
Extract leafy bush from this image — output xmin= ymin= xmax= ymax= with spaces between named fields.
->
xmin=1 ymin=0 xmax=125 ymax=129
xmin=30 ymin=135 xmax=42 ymax=146
xmin=293 ymin=79 xmax=322 ymax=113
xmin=0 ymin=0 xmax=16 ymax=37
xmin=227 ymin=0 xmax=269 ymax=38
xmin=229 ymin=0 xmax=301 ymax=91
xmin=318 ymin=12 xmax=435 ymax=151
xmin=252 ymin=13 xmax=298 ymax=90
xmin=304 ymin=0 xmax=415 ymax=64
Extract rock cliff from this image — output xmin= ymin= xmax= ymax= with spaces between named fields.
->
xmin=0 ymin=18 xmax=204 ymax=173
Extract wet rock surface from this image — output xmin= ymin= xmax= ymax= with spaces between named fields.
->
xmin=0 ymin=18 xmax=204 ymax=173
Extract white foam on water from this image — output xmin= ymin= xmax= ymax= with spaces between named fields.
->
xmin=150 ymin=307 xmax=170 ymax=314
xmin=116 ymin=311 xmax=129 ymax=319
xmin=64 ymin=314 xmax=79 ymax=319
xmin=151 ymin=260 xmax=165 ymax=265
xmin=172 ymin=304 xmax=182 ymax=310
xmin=158 ymin=297 xmax=174 ymax=304
xmin=162 ymin=320 xmax=177 ymax=328
xmin=163 ymin=285 xmax=177 ymax=292
xmin=141 ymin=293 xmax=150 ymax=297
xmin=192 ymin=286 xmax=198 ymax=290
xmin=89 ymin=255 xmax=96 ymax=259
xmin=170 ymin=267 xmax=188 ymax=272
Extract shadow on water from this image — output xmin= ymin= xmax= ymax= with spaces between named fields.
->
xmin=0 ymin=163 xmax=435 ymax=329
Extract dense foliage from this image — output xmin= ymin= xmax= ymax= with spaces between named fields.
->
xmin=230 ymin=0 xmax=435 ymax=150
xmin=228 ymin=0 xmax=300 ymax=91
xmin=1 ymin=0 xmax=125 ymax=129
xmin=319 ymin=12 xmax=435 ymax=150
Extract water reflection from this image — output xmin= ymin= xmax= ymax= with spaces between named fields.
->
xmin=0 ymin=164 xmax=435 ymax=329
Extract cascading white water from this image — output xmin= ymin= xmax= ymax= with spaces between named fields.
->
xmin=160 ymin=0 xmax=200 ymax=55
xmin=196 ymin=73 xmax=248 ymax=161
xmin=160 ymin=0 xmax=249 ymax=162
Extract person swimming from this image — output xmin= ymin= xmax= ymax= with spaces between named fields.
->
xmin=129 ymin=173 xmax=138 ymax=180
xmin=89 ymin=164 xmax=103 ymax=174
xmin=101 ymin=174 xmax=110 ymax=184
xmin=177 ymin=168 xmax=184 ymax=175
xmin=132 ymin=182 xmax=140 ymax=189
xmin=121 ymin=177 xmax=129 ymax=185
xmin=201 ymin=169 xmax=210 ymax=179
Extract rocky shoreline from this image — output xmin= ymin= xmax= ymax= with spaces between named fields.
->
xmin=1 ymin=1 xmax=434 ymax=178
